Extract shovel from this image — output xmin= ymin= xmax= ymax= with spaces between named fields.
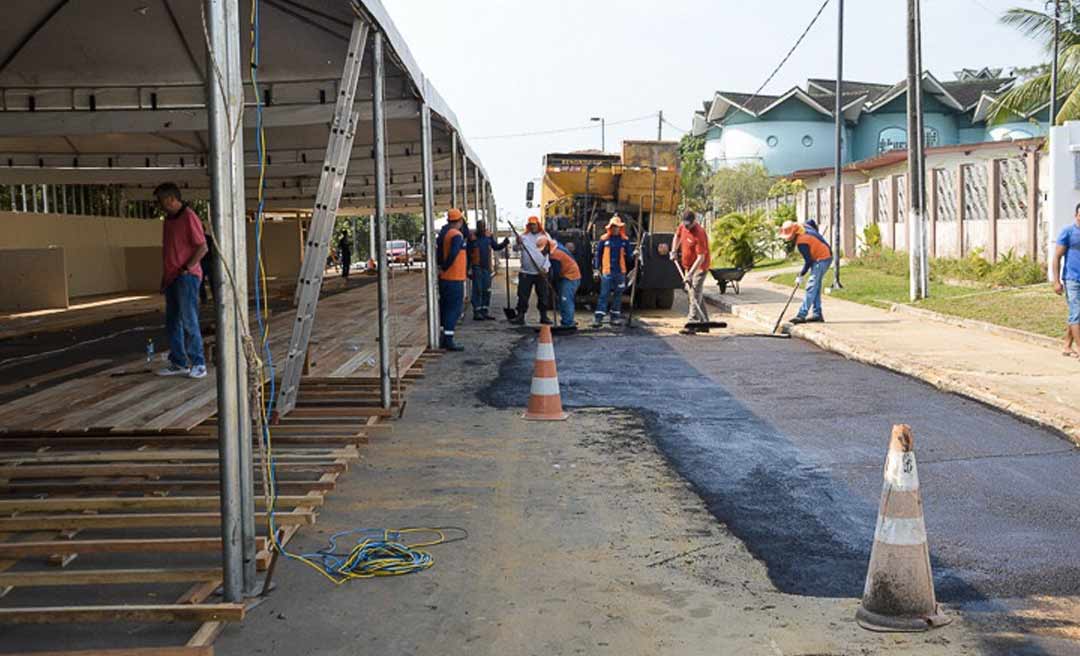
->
xmin=500 ymin=218 xmax=518 ymax=321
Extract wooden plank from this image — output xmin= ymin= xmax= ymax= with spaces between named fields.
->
xmin=0 ymin=567 xmax=221 ymax=587
xmin=0 ymin=603 xmax=245 ymax=624
xmin=0 ymin=461 xmax=345 ymax=479
xmin=0 ymin=478 xmax=335 ymax=496
xmin=2 ymin=648 xmax=212 ymax=656
xmin=0 ymin=510 xmax=316 ymax=531
xmin=0 ymin=537 xmax=267 ymax=557
xmin=0 ymin=447 xmax=358 ymax=464
xmin=0 ymin=494 xmax=322 ymax=513
xmin=0 ymin=360 xmax=112 ymax=397
xmin=187 ymin=621 xmax=226 ymax=648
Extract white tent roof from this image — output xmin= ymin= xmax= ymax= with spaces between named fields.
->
xmin=0 ymin=0 xmax=489 ymax=212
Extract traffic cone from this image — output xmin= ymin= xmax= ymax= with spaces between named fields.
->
xmin=523 ymin=325 xmax=568 ymax=421
xmin=856 ymin=424 xmax=951 ymax=632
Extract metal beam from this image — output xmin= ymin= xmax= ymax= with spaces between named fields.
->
xmin=450 ymin=132 xmax=459 ymax=208
xmin=373 ymin=31 xmax=392 ymax=410
xmin=0 ymin=100 xmax=421 ymax=137
xmin=421 ymin=103 xmax=439 ymax=349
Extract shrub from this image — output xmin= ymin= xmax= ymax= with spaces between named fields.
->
xmin=710 ymin=210 xmax=776 ymax=269
xmin=862 ymin=223 xmax=882 ymax=253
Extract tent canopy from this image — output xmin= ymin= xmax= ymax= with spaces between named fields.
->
xmin=0 ymin=0 xmax=489 ymax=212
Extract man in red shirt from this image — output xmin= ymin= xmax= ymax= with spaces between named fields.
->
xmin=671 ymin=210 xmax=712 ymax=335
xmin=155 ymin=183 xmax=209 ymax=378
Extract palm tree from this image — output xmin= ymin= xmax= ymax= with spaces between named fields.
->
xmin=991 ymin=2 xmax=1080 ymax=125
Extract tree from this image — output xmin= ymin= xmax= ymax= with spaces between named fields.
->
xmin=991 ymin=3 xmax=1080 ymax=124
xmin=709 ymin=209 xmax=776 ymax=269
xmin=707 ymin=163 xmax=771 ymax=215
xmin=678 ymin=133 xmax=710 ymax=212
xmin=767 ymin=178 xmax=805 ymax=198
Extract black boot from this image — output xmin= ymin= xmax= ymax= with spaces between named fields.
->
xmin=539 ymin=313 xmax=553 ymax=325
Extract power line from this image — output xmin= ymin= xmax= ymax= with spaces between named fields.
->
xmin=729 ymin=0 xmax=831 ymax=121
xmin=662 ymin=117 xmax=689 ymax=134
xmin=472 ymin=113 xmax=657 ymax=141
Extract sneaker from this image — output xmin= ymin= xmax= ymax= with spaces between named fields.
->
xmin=508 ymin=316 xmax=525 ymax=326
xmin=157 ymin=363 xmax=190 ymax=377
xmin=443 ymin=342 xmax=465 ymax=352
xmin=790 ymin=316 xmax=808 ymax=325
xmin=188 ymin=364 xmax=208 ymax=379
xmin=806 ymin=315 xmax=825 ymax=323
xmin=482 ymin=313 xmax=497 ymax=321
xmin=539 ymin=315 xmax=554 ymax=325
xmin=591 ymin=315 xmax=604 ymax=328
xmin=473 ymin=314 xmax=484 ymax=321
xmin=609 ymin=315 xmax=622 ymax=326
xmin=679 ymin=328 xmax=696 ymax=336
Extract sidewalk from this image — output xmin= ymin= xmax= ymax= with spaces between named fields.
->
xmin=705 ymin=268 xmax=1080 ymax=444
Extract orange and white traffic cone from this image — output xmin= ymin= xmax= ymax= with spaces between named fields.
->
xmin=856 ymin=424 xmax=951 ymax=632
xmin=523 ymin=325 xmax=568 ymax=421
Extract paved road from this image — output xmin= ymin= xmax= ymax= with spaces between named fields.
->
xmin=481 ymin=325 xmax=1080 ymax=605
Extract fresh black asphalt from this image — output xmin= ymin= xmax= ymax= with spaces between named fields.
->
xmin=479 ymin=328 xmax=1080 ymax=603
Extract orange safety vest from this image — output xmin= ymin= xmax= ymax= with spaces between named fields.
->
xmin=439 ymin=228 xmax=467 ymax=281
xmin=599 ymin=236 xmax=628 ymax=276
xmin=795 ymin=232 xmax=832 ymax=263
xmin=549 ymin=247 xmax=581 ymax=281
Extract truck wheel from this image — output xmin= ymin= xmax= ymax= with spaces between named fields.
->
xmin=639 ymin=289 xmax=658 ymax=309
xmin=656 ymin=288 xmax=675 ymax=310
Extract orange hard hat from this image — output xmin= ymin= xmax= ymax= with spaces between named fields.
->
xmin=447 ymin=208 xmax=464 ymax=222
xmin=607 ymin=215 xmax=625 ymax=229
xmin=526 ymin=216 xmax=541 ymax=226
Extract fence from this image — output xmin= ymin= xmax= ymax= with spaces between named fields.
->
xmin=2 ymin=183 xmax=159 ymax=218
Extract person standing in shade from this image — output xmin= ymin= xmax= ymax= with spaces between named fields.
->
xmin=1053 ymin=203 xmax=1080 ymax=358
xmin=467 ymin=220 xmax=509 ymax=320
xmin=338 ymin=231 xmax=352 ymax=280
xmin=779 ymin=220 xmax=833 ymax=324
xmin=592 ymin=215 xmax=635 ymax=327
xmin=540 ymin=236 xmax=582 ymax=328
xmin=510 ymin=216 xmax=552 ymax=325
xmin=154 ymin=183 xmax=208 ymax=379
xmin=671 ymin=210 xmax=712 ymax=335
xmin=436 ymin=208 xmax=468 ymax=351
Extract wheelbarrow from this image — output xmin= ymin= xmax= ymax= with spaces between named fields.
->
xmin=709 ymin=267 xmax=746 ymax=295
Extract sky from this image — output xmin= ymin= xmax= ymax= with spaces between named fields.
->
xmin=384 ymin=0 xmax=1050 ymax=227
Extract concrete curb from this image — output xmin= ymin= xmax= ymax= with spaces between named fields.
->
xmin=888 ymin=303 xmax=1061 ymax=352
xmin=706 ymin=290 xmax=1080 ymax=444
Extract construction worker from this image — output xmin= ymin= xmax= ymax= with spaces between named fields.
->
xmin=671 ymin=210 xmax=711 ymax=335
xmin=467 ymin=220 xmax=509 ymax=321
xmin=510 ymin=216 xmax=552 ymax=325
xmin=592 ymin=215 xmax=634 ymax=327
xmin=337 ymin=232 xmax=352 ymax=280
xmin=436 ymin=208 xmax=468 ymax=350
xmin=538 ymin=235 xmax=582 ymax=328
xmin=779 ymin=220 xmax=833 ymax=324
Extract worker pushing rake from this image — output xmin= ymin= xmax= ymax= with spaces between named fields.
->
xmin=671 ymin=210 xmax=726 ymax=335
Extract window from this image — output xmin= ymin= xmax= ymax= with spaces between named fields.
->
xmin=923 ymin=126 xmax=940 ymax=148
xmin=766 ymin=135 xmax=779 ymax=148
xmin=878 ymin=126 xmax=907 ymax=154
xmin=1002 ymin=128 xmax=1034 ymax=141
xmin=801 ymin=135 xmax=814 ymax=148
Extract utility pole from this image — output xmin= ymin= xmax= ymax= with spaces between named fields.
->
xmin=591 ymin=116 xmax=605 ymax=152
xmin=906 ymin=0 xmax=927 ymax=301
xmin=1051 ymin=0 xmax=1061 ymax=125
xmin=831 ymin=0 xmax=844 ymax=289
xmin=658 ymin=110 xmax=663 ymax=140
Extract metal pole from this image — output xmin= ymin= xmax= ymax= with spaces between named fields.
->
xmin=43 ymin=185 xmax=50 ymax=214
xmin=351 ymin=216 xmax=359 ymax=268
xmin=373 ymin=31 xmax=392 ymax=410
xmin=462 ymin=156 xmax=470 ymax=225
xmin=369 ymin=212 xmax=375 ymax=262
xmin=601 ymin=118 xmax=606 ymax=152
xmin=915 ymin=0 xmax=929 ymax=294
xmin=205 ymin=0 xmax=246 ymax=603
xmin=832 ymin=0 xmax=844 ymax=288
xmin=31 ymin=185 xmax=38 ymax=213
xmin=906 ymin=0 xmax=926 ymax=301
xmin=420 ymin=103 xmax=440 ymax=349
xmin=451 ymin=132 xmax=459 ymax=209
xmin=658 ymin=110 xmax=663 ymax=140
xmin=1052 ymin=0 xmax=1060 ymax=126
xmin=475 ymin=169 xmax=482 ymax=228
xmin=61 ymin=184 xmax=68 ymax=214
xmin=20 ymin=185 xmax=27 ymax=212
xmin=7 ymin=185 xmax=15 ymax=212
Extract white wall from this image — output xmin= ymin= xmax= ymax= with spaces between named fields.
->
xmin=708 ymin=121 xmax=848 ymax=176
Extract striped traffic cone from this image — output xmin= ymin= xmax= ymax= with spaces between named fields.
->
xmin=523 ymin=325 xmax=568 ymax=421
xmin=856 ymin=424 xmax=951 ymax=632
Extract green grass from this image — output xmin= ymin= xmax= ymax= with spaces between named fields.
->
xmin=770 ymin=264 xmax=1067 ymax=338
xmin=917 ymin=284 xmax=1065 ymax=339
xmin=769 ymin=263 xmax=970 ymax=309
xmin=748 ymin=256 xmax=796 ymax=271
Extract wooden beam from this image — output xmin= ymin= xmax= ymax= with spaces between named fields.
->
xmin=0 ymin=603 xmax=245 ymax=624
xmin=0 ymin=510 xmax=315 ymax=532
xmin=0 ymin=567 xmax=221 ymax=587
xmin=0 ymin=461 xmax=345 ymax=479
xmin=0 ymin=537 xmax=267 ymax=558
xmin=0 ymin=478 xmax=335 ymax=496
xmin=0 ymin=494 xmax=323 ymax=513
xmin=2 ymin=648 xmax=213 ymax=656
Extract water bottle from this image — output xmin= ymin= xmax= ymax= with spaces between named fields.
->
xmin=145 ymin=338 xmax=155 ymax=371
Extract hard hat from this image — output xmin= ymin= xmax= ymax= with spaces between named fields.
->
xmin=535 ymin=235 xmax=551 ymax=250
xmin=447 ymin=208 xmax=464 ymax=222
xmin=526 ymin=216 xmax=542 ymax=226
xmin=607 ymin=216 xmax=625 ymax=229
xmin=779 ymin=220 xmax=802 ymax=240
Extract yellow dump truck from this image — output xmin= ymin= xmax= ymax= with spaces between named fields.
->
xmin=526 ymin=141 xmax=683 ymax=309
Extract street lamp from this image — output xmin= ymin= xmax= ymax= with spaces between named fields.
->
xmin=590 ymin=116 xmax=605 ymax=152
xmin=1050 ymin=0 xmax=1061 ymax=125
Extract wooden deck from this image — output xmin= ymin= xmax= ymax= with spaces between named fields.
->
xmin=0 ymin=270 xmax=430 ymax=432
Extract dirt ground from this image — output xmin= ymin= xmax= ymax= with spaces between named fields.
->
xmin=214 ymin=288 xmax=995 ymax=656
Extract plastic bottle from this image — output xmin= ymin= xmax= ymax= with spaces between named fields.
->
xmin=146 ymin=338 xmax=155 ymax=371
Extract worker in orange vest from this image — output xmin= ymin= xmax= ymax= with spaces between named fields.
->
xmin=436 ymin=209 xmax=468 ymax=351
xmin=779 ymin=220 xmax=833 ymax=324
xmin=538 ymin=236 xmax=582 ymax=328
xmin=592 ymin=215 xmax=635 ymax=327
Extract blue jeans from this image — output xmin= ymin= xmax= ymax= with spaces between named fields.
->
xmin=797 ymin=259 xmax=832 ymax=319
xmin=165 ymin=273 xmax=206 ymax=368
xmin=1066 ymin=280 xmax=1080 ymax=325
xmin=558 ymin=278 xmax=581 ymax=327
xmin=595 ymin=274 xmax=625 ymax=317
xmin=439 ymin=279 xmax=465 ymax=344
xmin=471 ymin=266 xmax=492 ymax=316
